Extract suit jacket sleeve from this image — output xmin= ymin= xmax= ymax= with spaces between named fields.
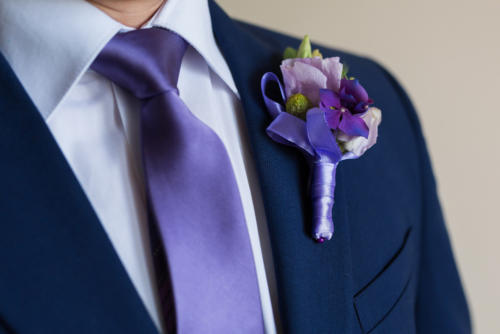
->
xmin=377 ymin=63 xmax=472 ymax=333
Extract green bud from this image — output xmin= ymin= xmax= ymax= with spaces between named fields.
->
xmin=285 ymin=93 xmax=311 ymax=119
xmin=283 ymin=47 xmax=297 ymax=59
xmin=341 ymin=63 xmax=350 ymax=79
xmin=297 ymin=35 xmax=312 ymax=58
xmin=312 ymin=49 xmax=323 ymax=58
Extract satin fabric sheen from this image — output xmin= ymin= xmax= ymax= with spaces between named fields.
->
xmin=261 ymin=72 xmax=343 ymax=241
xmin=91 ymin=28 xmax=264 ymax=333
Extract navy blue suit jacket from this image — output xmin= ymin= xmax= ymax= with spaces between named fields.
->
xmin=0 ymin=2 xmax=470 ymax=333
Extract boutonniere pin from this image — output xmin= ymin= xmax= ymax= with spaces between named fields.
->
xmin=261 ymin=36 xmax=382 ymax=243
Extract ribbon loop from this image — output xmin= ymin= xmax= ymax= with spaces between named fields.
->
xmin=266 ymin=112 xmax=314 ymax=156
xmin=306 ymin=108 xmax=342 ymax=164
xmin=261 ymin=72 xmax=287 ymax=119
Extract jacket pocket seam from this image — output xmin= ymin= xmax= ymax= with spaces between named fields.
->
xmin=353 ymin=227 xmax=414 ymax=333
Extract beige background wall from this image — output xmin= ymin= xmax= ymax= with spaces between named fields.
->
xmin=217 ymin=0 xmax=500 ymax=332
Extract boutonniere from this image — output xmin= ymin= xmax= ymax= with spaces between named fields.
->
xmin=260 ymin=36 xmax=382 ymax=243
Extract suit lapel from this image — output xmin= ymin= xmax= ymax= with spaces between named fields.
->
xmin=0 ymin=54 xmax=158 ymax=333
xmin=209 ymin=2 xmax=354 ymax=333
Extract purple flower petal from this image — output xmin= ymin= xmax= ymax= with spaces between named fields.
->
xmin=353 ymin=101 xmax=369 ymax=114
xmin=320 ymin=57 xmax=343 ymax=93
xmin=281 ymin=60 xmax=327 ymax=104
xmin=324 ymin=109 xmax=342 ymax=130
xmin=340 ymin=92 xmax=357 ymax=108
xmin=280 ymin=57 xmax=342 ymax=105
xmin=343 ymin=107 xmax=382 ymax=156
xmin=341 ymin=78 xmax=370 ymax=103
xmin=338 ymin=111 xmax=369 ymax=138
xmin=319 ymin=89 xmax=341 ymax=109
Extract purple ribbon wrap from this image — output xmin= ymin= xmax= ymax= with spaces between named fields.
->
xmin=261 ymin=72 xmax=357 ymax=242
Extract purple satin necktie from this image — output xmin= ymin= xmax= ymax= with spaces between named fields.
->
xmin=91 ymin=28 xmax=264 ymax=333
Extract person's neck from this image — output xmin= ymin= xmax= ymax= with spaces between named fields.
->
xmin=87 ymin=0 xmax=165 ymax=28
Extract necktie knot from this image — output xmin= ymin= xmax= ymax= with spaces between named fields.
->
xmin=91 ymin=27 xmax=187 ymax=99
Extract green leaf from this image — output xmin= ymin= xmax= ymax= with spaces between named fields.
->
xmin=283 ymin=47 xmax=297 ymax=59
xmin=341 ymin=63 xmax=350 ymax=79
xmin=297 ymin=35 xmax=312 ymax=58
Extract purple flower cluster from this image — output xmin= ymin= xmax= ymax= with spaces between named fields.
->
xmin=280 ymin=56 xmax=376 ymax=142
xmin=319 ymin=78 xmax=373 ymax=138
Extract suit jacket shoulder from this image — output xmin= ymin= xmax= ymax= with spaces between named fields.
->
xmin=219 ymin=17 xmax=471 ymax=334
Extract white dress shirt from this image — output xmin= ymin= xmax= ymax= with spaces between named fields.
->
xmin=0 ymin=0 xmax=279 ymax=332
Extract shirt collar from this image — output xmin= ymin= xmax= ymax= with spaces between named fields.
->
xmin=0 ymin=0 xmax=238 ymax=119
xmin=150 ymin=0 xmax=238 ymax=99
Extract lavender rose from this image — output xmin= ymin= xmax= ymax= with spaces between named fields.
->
xmin=280 ymin=56 xmax=343 ymax=106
